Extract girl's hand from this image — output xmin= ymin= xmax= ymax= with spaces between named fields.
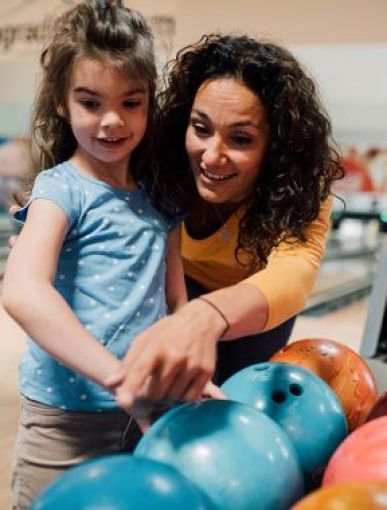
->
xmin=8 ymin=235 xmax=18 ymax=249
xmin=8 ymin=205 xmax=19 ymax=249
xmin=113 ymin=298 xmax=227 ymax=409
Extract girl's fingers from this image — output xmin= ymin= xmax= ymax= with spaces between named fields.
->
xmin=202 ymin=380 xmax=226 ymax=400
xmin=8 ymin=235 xmax=18 ymax=249
xmin=116 ymin=350 xmax=161 ymax=407
xmin=104 ymin=369 xmax=125 ymax=389
xmin=8 ymin=205 xmax=19 ymax=216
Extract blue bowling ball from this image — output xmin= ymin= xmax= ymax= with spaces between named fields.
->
xmin=30 ymin=454 xmax=215 ymax=510
xmin=135 ymin=399 xmax=304 ymax=510
xmin=221 ymin=362 xmax=348 ymax=486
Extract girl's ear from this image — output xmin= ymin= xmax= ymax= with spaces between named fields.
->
xmin=56 ymin=104 xmax=66 ymax=118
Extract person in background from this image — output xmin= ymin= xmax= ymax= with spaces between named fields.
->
xmin=112 ymin=34 xmax=344 ymax=407
xmin=0 ymin=138 xmax=31 ymax=209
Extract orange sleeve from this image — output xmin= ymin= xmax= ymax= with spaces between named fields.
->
xmin=244 ymin=195 xmax=332 ymax=330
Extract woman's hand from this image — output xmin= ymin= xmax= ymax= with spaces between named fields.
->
xmin=110 ymin=298 xmax=227 ymax=409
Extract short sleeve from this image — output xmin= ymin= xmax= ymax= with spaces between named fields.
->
xmin=165 ymin=208 xmax=185 ymax=232
xmin=13 ymin=169 xmax=80 ymax=229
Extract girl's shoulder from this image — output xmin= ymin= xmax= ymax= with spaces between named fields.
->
xmin=35 ymin=162 xmax=79 ymax=185
xmin=17 ymin=162 xmax=84 ymax=228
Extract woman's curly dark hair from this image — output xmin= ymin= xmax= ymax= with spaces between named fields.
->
xmin=155 ymin=34 xmax=344 ymax=267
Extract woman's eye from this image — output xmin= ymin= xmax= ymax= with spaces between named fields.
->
xmin=231 ymin=135 xmax=253 ymax=146
xmin=192 ymin=122 xmax=210 ymax=136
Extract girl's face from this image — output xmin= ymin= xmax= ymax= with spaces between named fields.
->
xmin=185 ymin=77 xmax=269 ymax=205
xmin=59 ymin=57 xmax=149 ymax=174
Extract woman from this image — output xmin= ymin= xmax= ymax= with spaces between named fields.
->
xmin=113 ymin=34 xmax=343 ymax=407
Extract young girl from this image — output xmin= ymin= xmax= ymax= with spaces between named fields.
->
xmin=2 ymin=1 xmax=186 ymax=507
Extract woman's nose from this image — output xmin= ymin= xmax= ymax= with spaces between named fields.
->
xmin=201 ymin=138 xmax=227 ymax=167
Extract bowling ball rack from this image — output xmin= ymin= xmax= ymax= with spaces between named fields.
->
xmin=360 ymin=235 xmax=387 ymax=361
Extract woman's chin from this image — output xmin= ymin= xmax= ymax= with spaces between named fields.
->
xmin=197 ymin=186 xmax=227 ymax=204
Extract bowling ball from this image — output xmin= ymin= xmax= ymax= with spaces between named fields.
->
xmin=323 ymin=416 xmax=387 ymax=485
xmin=30 ymin=454 xmax=215 ymax=510
xmin=367 ymin=392 xmax=387 ymax=422
xmin=292 ymin=482 xmax=387 ymax=509
xmin=271 ymin=338 xmax=379 ymax=431
xmin=221 ymin=362 xmax=347 ymax=488
xmin=135 ymin=399 xmax=304 ymax=510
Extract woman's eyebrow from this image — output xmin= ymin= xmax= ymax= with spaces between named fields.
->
xmin=191 ymin=109 xmax=263 ymax=129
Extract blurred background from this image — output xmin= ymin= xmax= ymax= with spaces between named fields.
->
xmin=0 ymin=1 xmax=387 ymax=507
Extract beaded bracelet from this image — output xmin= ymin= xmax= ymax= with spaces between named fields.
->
xmin=197 ymin=296 xmax=230 ymax=336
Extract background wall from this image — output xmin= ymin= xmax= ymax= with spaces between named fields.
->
xmin=0 ymin=0 xmax=386 ymax=145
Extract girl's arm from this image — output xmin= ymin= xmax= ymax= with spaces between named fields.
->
xmin=2 ymin=199 xmax=121 ymax=388
xmin=165 ymin=226 xmax=187 ymax=312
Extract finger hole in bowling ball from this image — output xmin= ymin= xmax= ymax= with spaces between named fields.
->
xmin=272 ymin=390 xmax=287 ymax=403
xmin=289 ymin=384 xmax=303 ymax=396
xmin=254 ymin=364 xmax=269 ymax=371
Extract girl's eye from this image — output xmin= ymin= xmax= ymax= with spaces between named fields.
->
xmin=123 ymin=100 xmax=141 ymax=109
xmin=80 ymin=99 xmax=99 ymax=109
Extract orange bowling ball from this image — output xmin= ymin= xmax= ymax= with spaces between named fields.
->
xmin=271 ymin=338 xmax=378 ymax=432
xmin=323 ymin=416 xmax=387 ymax=486
xmin=292 ymin=482 xmax=387 ymax=509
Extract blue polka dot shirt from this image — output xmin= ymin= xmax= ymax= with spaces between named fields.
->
xmin=14 ymin=162 xmax=179 ymax=411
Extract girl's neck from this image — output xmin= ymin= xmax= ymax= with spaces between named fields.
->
xmin=69 ymin=150 xmax=137 ymax=190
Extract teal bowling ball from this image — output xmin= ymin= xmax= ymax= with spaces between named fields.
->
xmin=134 ymin=399 xmax=304 ymax=510
xmin=221 ymin=362 xmax=348 ymax=487
xmin=30 ymin=454 xmax=215 ymax=510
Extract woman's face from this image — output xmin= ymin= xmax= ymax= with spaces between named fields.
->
xmin=185 ymin=77 xmax=269 ymax=205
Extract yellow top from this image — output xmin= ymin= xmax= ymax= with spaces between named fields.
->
xmin=182 ymin=195 xmax=332 ymax=331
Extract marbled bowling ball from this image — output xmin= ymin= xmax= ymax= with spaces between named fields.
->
xmin=271 ymin=338 xmax=378 ymax=431
xmin=292 ymin=481 xmax=387 ymax=509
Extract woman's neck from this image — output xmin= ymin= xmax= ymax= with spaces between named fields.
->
xmin=185 ymin=199 xmax=240 ymax=239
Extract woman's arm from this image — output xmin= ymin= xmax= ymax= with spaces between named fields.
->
xmin=113 ymin=280 xmax=268 ymax=407
xmin=2 ymin=199 xmax=122 ymax=388
xmin=244 ymin=194 xmax=332 ymax=330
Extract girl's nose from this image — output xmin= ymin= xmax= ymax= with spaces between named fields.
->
xmin=101 ymin=110 xmax=124 ymax=128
